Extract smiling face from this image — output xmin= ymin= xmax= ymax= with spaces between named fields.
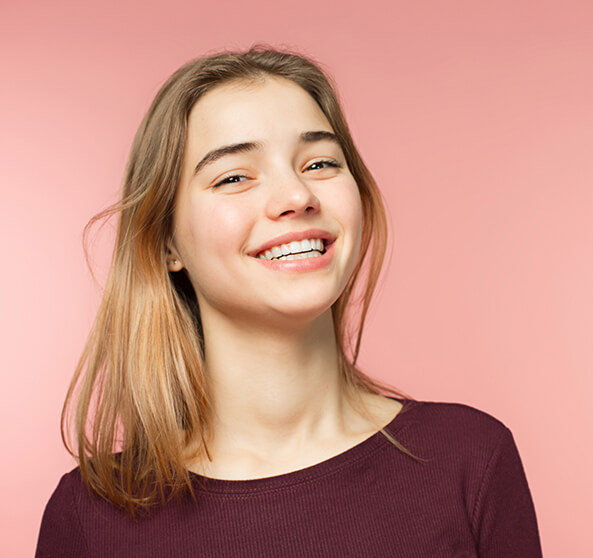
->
xmin=167 ymin=77 xmax=363 ymax=329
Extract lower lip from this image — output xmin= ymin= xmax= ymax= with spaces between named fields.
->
xmin=251 ymin=242 xmax=335 ymax=272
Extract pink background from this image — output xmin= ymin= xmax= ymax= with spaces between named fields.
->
xmin=2 ymin=0 xmax=592 ymax=556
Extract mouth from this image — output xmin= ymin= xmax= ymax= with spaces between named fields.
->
xmin=257 ymin=237 xmax=336 ymax=261
xmin=252 ymin=238 xmax=337 ymax=272
xmin=249 ymin=229 xmax=337 ymax=260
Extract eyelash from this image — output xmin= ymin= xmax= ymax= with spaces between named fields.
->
xmin=213 ymin=159 xmax=343 ymax=188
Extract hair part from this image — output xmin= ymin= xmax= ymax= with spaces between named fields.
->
xmin=62 ymin=43 xmax=412 ymax=515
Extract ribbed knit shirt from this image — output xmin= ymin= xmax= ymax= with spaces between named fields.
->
xmin=35 ymin=399 xmax=543 ymax=557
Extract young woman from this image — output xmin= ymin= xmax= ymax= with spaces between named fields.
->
xmin=36 ymin=46 xmax=542 ymax=557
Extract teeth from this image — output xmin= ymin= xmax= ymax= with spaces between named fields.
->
xmin=276 ymin=251 xmax=323 ymax=261
xmin=258 ymin=238 xmax=327 ymax=260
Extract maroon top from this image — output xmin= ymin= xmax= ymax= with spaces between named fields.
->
xmin=36 ymin=399 xmax=542 ymax=557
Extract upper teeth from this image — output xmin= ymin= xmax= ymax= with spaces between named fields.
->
xmin=258 ymin=238 xmax=326 ymax=260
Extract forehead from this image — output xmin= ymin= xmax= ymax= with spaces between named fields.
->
xmin=186 ymin=77 xmax=333 ymax=148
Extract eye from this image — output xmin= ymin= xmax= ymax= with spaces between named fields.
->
xmin=213 ymin=174 xmax=250 ymax=188
xmin=305 ymin=159 xmax=343 ymax=172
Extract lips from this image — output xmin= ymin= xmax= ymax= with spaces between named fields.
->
xmin=248 ymin=228 xmax=337 ymax=258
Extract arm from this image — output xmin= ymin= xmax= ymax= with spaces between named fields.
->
xmin=35 ymin=472 xmax=90 ymax=558
xmin=472 ymin=427 xmax=543 ymax=557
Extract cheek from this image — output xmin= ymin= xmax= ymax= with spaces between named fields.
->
xmin=350 ymin=193 xmax=364 ymax=265
xmin=177 ymin=197 xmax=253 ymax=268
xmin=335 ymin=181 xmax=364 ymax=281
xmin=174 ymin=200 xmax=253 ymax=304
xmin=334 ymin=179 xmax=363 ymax=245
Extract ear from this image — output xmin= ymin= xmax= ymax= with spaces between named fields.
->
xmin=166 ymin=240 xmax=184 ymax=272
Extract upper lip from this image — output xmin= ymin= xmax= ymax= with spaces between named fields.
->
xmin=248 ymin=228 xmax=337 ymax=257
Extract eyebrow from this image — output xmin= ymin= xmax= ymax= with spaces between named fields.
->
xmin=193 ymin=130 xmax=341 ymax=175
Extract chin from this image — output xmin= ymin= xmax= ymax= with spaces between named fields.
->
xmin=259 ymin=303 xmax=335 ymax=327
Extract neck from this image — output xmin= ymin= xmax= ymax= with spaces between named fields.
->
xmin=185 ymin=304 xmax=404 ymax=481
xmin=200 ymin=309 xmax=350 ymax=456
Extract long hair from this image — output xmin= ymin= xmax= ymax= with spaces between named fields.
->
xmin=62 ymin=44 xmax=410 ymax=514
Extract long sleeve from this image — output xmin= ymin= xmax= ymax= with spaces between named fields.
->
xmin=35 ymin=473 xmax=89 ymax=558
xmin=471 ymin=427 xmax=543 ymax=557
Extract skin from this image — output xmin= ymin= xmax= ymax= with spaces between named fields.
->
xmin=167 ymin=77 xmax=401 ymax=479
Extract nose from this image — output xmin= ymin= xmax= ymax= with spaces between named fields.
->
xmin=264 ymin=168 xmax=321 ymax=219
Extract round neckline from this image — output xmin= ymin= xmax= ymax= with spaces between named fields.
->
xmin=189 ymin=397 xmax=422 ymax=495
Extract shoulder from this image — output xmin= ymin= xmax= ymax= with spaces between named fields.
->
xmin=389 ymin=399 xmax=514 ymax=464
xmin=36 ymin=467 xmax=91 ymax=557
xmin=414 ymin=398 xmax=504 ymax=425
xmin=50 ymin=466 xmax=90 ymax=505
xmin=43 ymin=466 xmax=84 ymax=506
xmin=39 ymin=466 xmax=93 ymax=529
xmin=395 ymin=399 xmax=509 ymax=435
xmin=385 ymin=400 xmax=531 ymax=518
xmin=383 ymin=400 xmax=543 ymax=555
xmin=39 ymin=465 xmax=125 ymax=532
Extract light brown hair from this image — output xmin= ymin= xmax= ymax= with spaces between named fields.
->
xmin=62 ymin=44 xmax=410 ymax=514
